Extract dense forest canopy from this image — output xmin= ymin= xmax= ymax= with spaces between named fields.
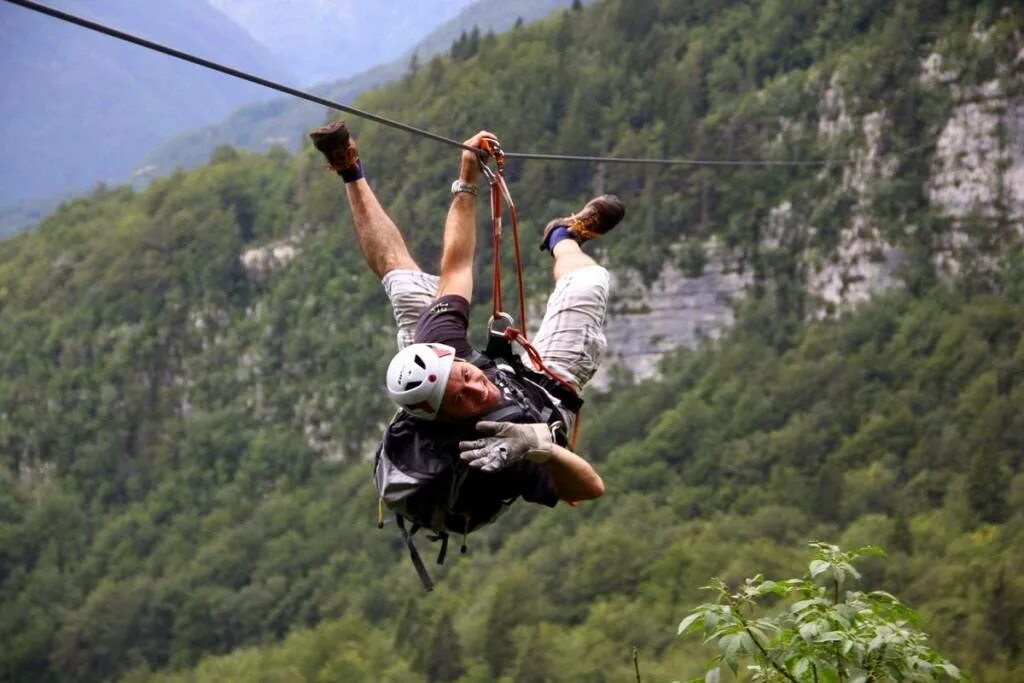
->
xmin=1 ymin=0 xmax=1022 ymax=681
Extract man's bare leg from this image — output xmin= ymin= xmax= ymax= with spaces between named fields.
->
xmin=310 ymin=120 xmax=418 ymax=278
xmin=344 ymin=178 xmax=419 ymax=278
xmin=551 ymin=239 xmax=599 ymax=280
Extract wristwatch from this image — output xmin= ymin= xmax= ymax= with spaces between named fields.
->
xmin=450 ymin=179 xmax=478 ymax=196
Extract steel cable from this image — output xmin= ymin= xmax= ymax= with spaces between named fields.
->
xmin=6 ymin=0 xmax=852 ymax=167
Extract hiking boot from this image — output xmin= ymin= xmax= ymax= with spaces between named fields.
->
xmin=540 ymin=194 xmax=625 ymax=250
xmin=309 ymin=120 xmax=360 ymax=174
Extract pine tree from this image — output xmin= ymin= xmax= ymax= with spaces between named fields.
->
xmin=510 ymin=624 xmax=556 ymax=683
xmin=483 ymin=567 xmax=542 ymax=677
xmin=966 ymin=450 xmax=1008 ymax=524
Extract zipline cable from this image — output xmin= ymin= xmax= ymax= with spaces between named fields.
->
xmin=505 ymin=151 xmax=837 ymax=167
xmin=3 ymin=0 xmax=479 ymax=154
xmin=6 ymin=0 xmax=849 ymax=168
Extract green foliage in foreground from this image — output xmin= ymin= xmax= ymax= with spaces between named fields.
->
xmin=680 ymin=544 xmax=962 ymax=682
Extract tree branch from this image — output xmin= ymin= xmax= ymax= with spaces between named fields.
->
xmin=734 ymin=613 xmax=798 ymax=683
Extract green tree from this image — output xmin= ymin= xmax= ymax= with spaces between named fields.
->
xmin=483 ymin=566 xmax=543 ymax=678
xmin=423 ymin=613 xmax=465 ymax=682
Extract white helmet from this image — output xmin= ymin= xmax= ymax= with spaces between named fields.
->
xmin=385 ymin=343 xmax=456 ymax=420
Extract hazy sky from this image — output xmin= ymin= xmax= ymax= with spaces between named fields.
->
xmin=208 ymin=0 xmax=480 ymax=85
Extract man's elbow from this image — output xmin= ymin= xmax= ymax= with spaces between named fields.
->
xmin=572 ymin=473 xmax=605 ymax=502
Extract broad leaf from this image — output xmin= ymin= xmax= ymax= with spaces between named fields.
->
xmin=679 ymin=613 xmax=703 ymax=635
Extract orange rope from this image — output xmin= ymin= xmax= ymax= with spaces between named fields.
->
xmin=481 ymin=140 xmax=583 ymax=449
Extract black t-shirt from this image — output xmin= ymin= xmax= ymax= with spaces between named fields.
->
xmin=413 ymin=294 xmax=484 ymax=360
xmin=411 ymin=294 xmax=558 ymax=508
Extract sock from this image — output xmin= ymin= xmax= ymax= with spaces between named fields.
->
xmin=339 ymin=160 xmax=364 ymax=183
xmin=545 ymin=226 xmax=572 ymax=254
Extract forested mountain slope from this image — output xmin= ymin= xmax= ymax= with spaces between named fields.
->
xmin=1 ymin=1 xmax=1023 ymax=682
xmin=0 ymin=1 xmax=584 ymax=239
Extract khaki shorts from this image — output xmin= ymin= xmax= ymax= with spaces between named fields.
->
xmin=382 ymin=265 xmax=610 ymax=392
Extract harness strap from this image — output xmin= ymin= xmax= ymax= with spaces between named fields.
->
xmin=485 ymin=333 xmax=583 ymax=412
xmin=396 ymin=516 xmax=434 ymax=592
xmin=481 ymin=404 xmax=524 ymax=423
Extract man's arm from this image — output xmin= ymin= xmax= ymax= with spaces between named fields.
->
xmin=459 ymin=421 xmax=605 ymax=503
xmin=435 ymin=131 xmax=496 ymax=301
xmin=541 ymin=445 xmax=605 ymax=502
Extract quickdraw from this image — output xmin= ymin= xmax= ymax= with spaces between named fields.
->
xmin=477 ymin=139 xmax=582 ymax=447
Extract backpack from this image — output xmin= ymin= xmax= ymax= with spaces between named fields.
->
xmin=373 ymin=341 xmax=582 ymax=590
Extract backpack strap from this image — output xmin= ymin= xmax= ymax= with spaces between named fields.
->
xmin=530 ymin=373 xmax=583 ymax=413
xmin=428 ymin=532 xmax=450 ymax=565
xmin=395 ymin=515 xmax=434 ymax=592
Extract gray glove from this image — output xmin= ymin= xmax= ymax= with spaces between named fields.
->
xmin=458 ymin=421 xmax=555 ymax=472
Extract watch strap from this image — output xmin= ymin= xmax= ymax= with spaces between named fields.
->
xmin=451 ymin=180 xmax=478 ymax=196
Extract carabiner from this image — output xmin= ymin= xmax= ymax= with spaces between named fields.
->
xmin=487 ymin=311 xmax=515 ymax=338
xmin=477 ymin=155 xmax=498 ymax=184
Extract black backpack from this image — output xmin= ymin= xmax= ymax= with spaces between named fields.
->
xmin=372 ymin=340 xmax=582 ymax=590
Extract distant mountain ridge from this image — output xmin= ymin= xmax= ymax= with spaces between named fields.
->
xmin=0 ymin=0 xmax=296 ymax=205
xmin=0 ymin=0 xmax=584 ymax=238
xmin=138 ymin=0 xmax=585 ymax=182
xmin=208 ymin=0 xmax=478 ymax=86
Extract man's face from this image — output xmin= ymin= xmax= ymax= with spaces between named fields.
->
xmin=440 ymin=360 xmax=501 ymax=419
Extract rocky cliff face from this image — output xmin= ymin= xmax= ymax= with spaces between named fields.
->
xmin=592 ymin=244 xmax=751 ymax=388
xmin=593 ymin=35 xmax=1024 ymax=388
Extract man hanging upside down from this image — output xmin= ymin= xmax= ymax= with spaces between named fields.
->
xmin=309 ymin=120 xmax=623 ymax=575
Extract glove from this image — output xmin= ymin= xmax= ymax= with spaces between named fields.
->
xmin=458 ymin=421 xmax=555 ymax=473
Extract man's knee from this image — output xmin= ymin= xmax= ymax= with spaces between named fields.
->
xmin=553 ymin=265 xmax=610 ymax=306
